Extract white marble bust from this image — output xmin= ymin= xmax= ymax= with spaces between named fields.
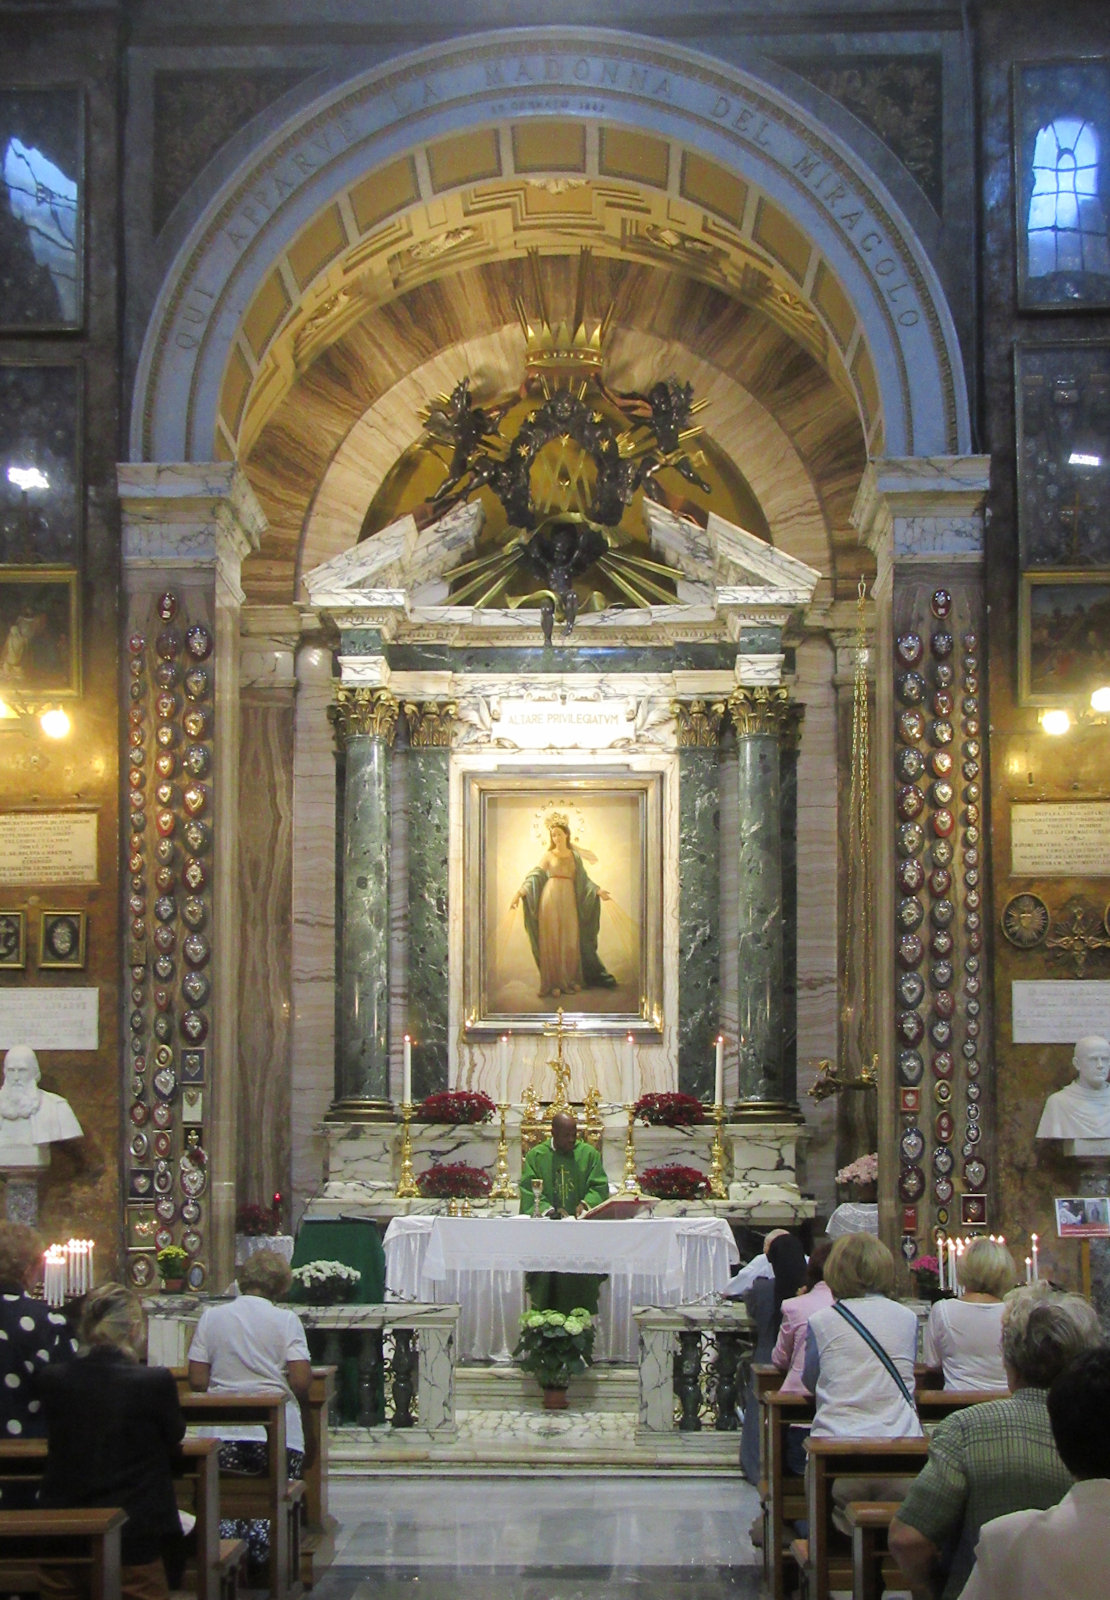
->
xmin=1035 ymin=1035 xmax=1110 ymax=1141
xmin=0 ymin=1044 xmax=83 ymax=1167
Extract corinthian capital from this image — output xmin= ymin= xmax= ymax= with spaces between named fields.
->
xmin=727 ymin=686 xmax=793 ymax=738
xmin=671 ymin=698 xmax=726 ymax=748
xmin=404 ymin=701 xmax=458 ymax=748
xmin=328 ymin=686 xmax=399 ymax=747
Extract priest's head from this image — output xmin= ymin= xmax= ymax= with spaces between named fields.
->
xmin=0 ymin=1045 xmax=41 ymax=1120
xmin=1072 ymin=1036 xmax=1110 ymax=1091
xmin=551 ymin=1111 xmax=578 ymax=1153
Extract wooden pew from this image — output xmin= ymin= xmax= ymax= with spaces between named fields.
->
xmin=844 ymin=1500 xmax=903 ymax=1600
xmin=178 ymin=1393 xmax=304 ymax=1600
xmin=0 ymin=1508 xmax=126 ymax=1600
xmin=916 ymin=1388 xmax=1008 ymax=1426
xmin=799 ymin=1436 xmax=930 ymax=1600
xmin=760 ymin=1385 xmax=815 ymax=1600
xmin=0 ymin=1436 xmax=244 ymax=1600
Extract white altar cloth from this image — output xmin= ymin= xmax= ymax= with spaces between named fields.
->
xmin=383 ymin=1215 xmax=738 ymax=1363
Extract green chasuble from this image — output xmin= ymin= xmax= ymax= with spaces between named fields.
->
xmin=518 ymin=1138 xmax=611 ymax=1314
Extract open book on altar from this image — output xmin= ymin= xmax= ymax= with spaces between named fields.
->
xmin=581 ymin=1194 xmax=659 ymax=1219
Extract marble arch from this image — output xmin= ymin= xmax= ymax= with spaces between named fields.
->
xmin=129 ymin=26 xmax=971 ymax=468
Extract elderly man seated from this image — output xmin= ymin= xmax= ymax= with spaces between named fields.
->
xmin=959 ymin=1344 xmax=1110 ymax=1600
xmin=888 ymin=1287 xmax=1102 ymax=1600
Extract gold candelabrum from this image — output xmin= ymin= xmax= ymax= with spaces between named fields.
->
xmin=488 ymin=1103 xmax=518 ymax=1202
xmin=620 ymin=1103 xmax=641 ymax=1195
xmin=394 ymin=1102 xmax=420 ymax=1198
xmin=707 ymin=1102 xmax=728 ymax=1199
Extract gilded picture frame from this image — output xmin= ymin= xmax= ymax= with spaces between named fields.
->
xmin=0 ymin=567 xmax=81 ymax=700
xmin=39 ymin=909 xmax=86 ymax=969
xmin=1019 ymin=568 xmax=1110 ymax=705
xmin=463 ymin=771 xmax=662 ymax=1036
xmin=0 ymin=910 xmax=25 ymax=969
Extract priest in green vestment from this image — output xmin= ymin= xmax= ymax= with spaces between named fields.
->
xmin=518 ymin=1111 xmax=611 ymax=1314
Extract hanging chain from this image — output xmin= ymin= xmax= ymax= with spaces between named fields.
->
xmin=845 ymin=575 xmax=873 ymax=1067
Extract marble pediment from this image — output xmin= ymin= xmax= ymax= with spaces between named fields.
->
xmin=643 ymin=504 xmax=821 ymax=614
xmin=302 ymin=502 xmax=485 ymax=612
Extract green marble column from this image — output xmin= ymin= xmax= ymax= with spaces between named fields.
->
xmin=730 ymin=687 xmax=797 ymax=1114
xmin=330 ymin=686 xmax=398 ymax=1114
xmin=673 ymin=700 xmax=725 ymax=1100
xmin=403 ymin=701 xmax=456 ymax=1100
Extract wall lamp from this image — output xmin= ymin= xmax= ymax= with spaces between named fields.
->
xmin=1037 ymin=686 xmax=1110 ymax=736
xmin=0 ymin=694 xmax=71 ymax=739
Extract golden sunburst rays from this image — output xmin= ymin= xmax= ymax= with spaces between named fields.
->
xmin=440 ymin=541 xmax=523 ymax=608
xmin=595 ymin=547 xmax=686 ymax=608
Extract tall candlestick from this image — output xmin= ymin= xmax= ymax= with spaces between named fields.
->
xmin=622 ymin=1033 xmax=637 ymax=1105
xmin=936 ymin=1233 xmax=946 ymax=1293
xmin=714 ymin=1035 xmax=724 ymax=1109
xmin=402 ymin=1034 xmax=412 ymax=1106
xmin=1025 ymin=1255 xmax=1032 ymax=1285
xmin=947 ymin=1238 xmax=956 ymax=1292
xmin=498 ymin=1034 xmax=509 ymax=1106
xmin=1031 ymin=1233 xmax=1039 ymax=1283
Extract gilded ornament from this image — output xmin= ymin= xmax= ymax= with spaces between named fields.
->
xmin=404 ymin=700 xmax=458 ymax=748
xmin=671 ymin=698 xmax=725 ymax=748
xmin=329 ymin=687 xmax=400 ymax=747
xmin=726 ymin=686 xmax=793 ymax=738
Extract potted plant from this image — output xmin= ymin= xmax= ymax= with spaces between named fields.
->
xmin=418 ymin=1090 xmax=496 ymax=1125
xmin=235 ymin=1201 xmax=280 ymax=1237
xmin=835 ymin=1152 xmax=879 ymax=1203
xmin=633 ymin=1092 xmax=706 ymax=1127
xmin=155 ymin=1244 xmax=189 ymax=1292
xmin=512 ymin=1307 xmax=596 ymax=1408
xmin=290 ymin=1260 xmax=362 ymax=1305
xmin=638 ymin=1163 xmax=710 ymax=1200
xmin=416 ymin=1162 xmax=493 ymax=1200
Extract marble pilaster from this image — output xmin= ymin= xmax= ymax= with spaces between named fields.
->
xmin=673 ymin=699 xmax=725 ymax=1100
xmin=729 ymin=688 xmax=795 ymax=1111
xmin=330 ymin=685 xmax=398 ymax=1111
xmin=402 ymin=702 xmax=455 ymax=1100
xmin=118 ymin=462 xmax=264 ymax=1292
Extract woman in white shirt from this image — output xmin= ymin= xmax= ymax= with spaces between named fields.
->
xmin=923 ymin=1237 xmax=1015 ymax=1392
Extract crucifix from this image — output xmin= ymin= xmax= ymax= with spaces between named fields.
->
xmin=542 ymin=1007 xmax=574 ymax=1114
xmin=1046 ymin=903 xmax=1110 ymax=977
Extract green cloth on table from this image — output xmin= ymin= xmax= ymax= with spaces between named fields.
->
xmin=290 ymin=1219 xmax=386 ymax=1424
xmin=518 ymin=1138 xmax=611 ymax=1316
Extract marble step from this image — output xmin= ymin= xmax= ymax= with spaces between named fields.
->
xmin=456 ymin=1362 xmax=639 ymax=1412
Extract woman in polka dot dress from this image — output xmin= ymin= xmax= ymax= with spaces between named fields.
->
xmin=0 ymin=1222 xmax=76 ymax=1481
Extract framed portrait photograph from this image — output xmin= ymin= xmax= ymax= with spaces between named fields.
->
xmin=1014 ymin=60 xmax=1110 ymax=311
xmin=1055 ymin=1195 xmax=1110 ymax=1238
xmin=463 ymin=771 xmax=662 ymax=1036
xmin=39 ymin=909 xmax=85 ymax=969
xmin=0 ymin=910 xmax=25 ymax=968
xmin=1019 ymin=570 xmax=1110 ymax=705
xmin=0 ymin=568 xmax=80 ymax=700
xmin=0 ymin=363 xmax=82 ymax=566
xmin=1015 ymin=344 xmax=1110 ymax=569
xmin=0 ymin=86 xmax=83 ymax=330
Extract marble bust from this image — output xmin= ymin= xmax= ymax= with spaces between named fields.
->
xmin=1035 ymin=1035 xmax=1110 ymax=1142
xmin=0 ymin=1045 xmax=83 ymax=1167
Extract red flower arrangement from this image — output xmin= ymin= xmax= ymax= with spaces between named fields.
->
xmin=638 ymin=1164 xmax=710 ymax=1199
xmin=235 ymin=1201 xmax=280 ymax=1237
xmin=416 ymin=1162 xmax=493 ymax=1199
xmin=633 ymin=1092 xmax=706 ymax=1127
xmin=418 ymin=1090 xmax=496 ymax=1124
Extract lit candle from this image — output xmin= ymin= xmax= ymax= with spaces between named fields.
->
xmin=402 ymin=1034 xmax=412 ymax=1106
xmin=714 ymin=1035 xmax=724 ymax=1109
xmin=622 ymin=1034 xmax=637 ymax=1105
xmin=43 ymin=1248 xmax=65 ymax=1308
xmin=1025 ymin=1255 xmax=1032 ymax=1285
xmin=947 ymin=1238 xmax=956 ymax=1292
xmin=1031 ymin=1233 xmax=1039 ymax=1282
xmin=87 ymin=1239 xmax=94 ymax=1288
xmin=498 ymin=1034 xmax=509 ymax=1106
xmin=936 ymin=1234 xmax=946 ymax=1293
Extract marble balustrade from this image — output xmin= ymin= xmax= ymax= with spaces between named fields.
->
xmin=634 ymin=1303 xmax=755 ymax=1436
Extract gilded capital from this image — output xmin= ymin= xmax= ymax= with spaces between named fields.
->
xmin=671 ymin=698 xmax=726 ymax=748
xmin=328 ymin=686 xmax=399 ymax=747
xmin=404 ymin=700 xmax=458 ymax=748
xmin=727 ymin=686 xmax=793 ymax=738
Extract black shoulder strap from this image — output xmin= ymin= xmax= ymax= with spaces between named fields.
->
xmin=832 ymin=1301 xmax=916 ymax=1412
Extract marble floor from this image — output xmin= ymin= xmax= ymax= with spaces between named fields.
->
xmin=310 ymin=1475 xmax=764 ymax=1600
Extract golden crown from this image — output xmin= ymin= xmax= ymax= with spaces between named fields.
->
xmin=516 ymin=248 xmax=611 ymax=379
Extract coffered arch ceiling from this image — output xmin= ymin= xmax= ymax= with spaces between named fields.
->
xmin=231 ymin=126 xmax=873 ymax=605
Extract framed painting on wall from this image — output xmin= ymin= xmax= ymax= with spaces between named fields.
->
xmin=1019 ymin=569 xmax=1110 ymax=705
xmin=1014 ymin=60 xmax=1110 ymax=312
xmin=0 ymin=568 xmax=81 ymax=701
xmin=0 ymin=85 xmax=83 ymax=330
xmin=463 ymin=771 xmax=662 ymax=1036
xmin=1015 ymin=343 xmax=1110 ymax=569
xmin=0 ymin=363 xmax=82 ymax=567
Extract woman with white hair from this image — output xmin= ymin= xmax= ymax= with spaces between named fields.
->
xmin=923 ymin=1237 xmax=1016 ymax=1391
xmin=37 ymin=1283 xmax=185 ymax=1600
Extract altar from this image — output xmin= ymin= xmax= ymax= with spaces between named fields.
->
xmin=383 ymin=1213 xmax=739 ymax=1363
